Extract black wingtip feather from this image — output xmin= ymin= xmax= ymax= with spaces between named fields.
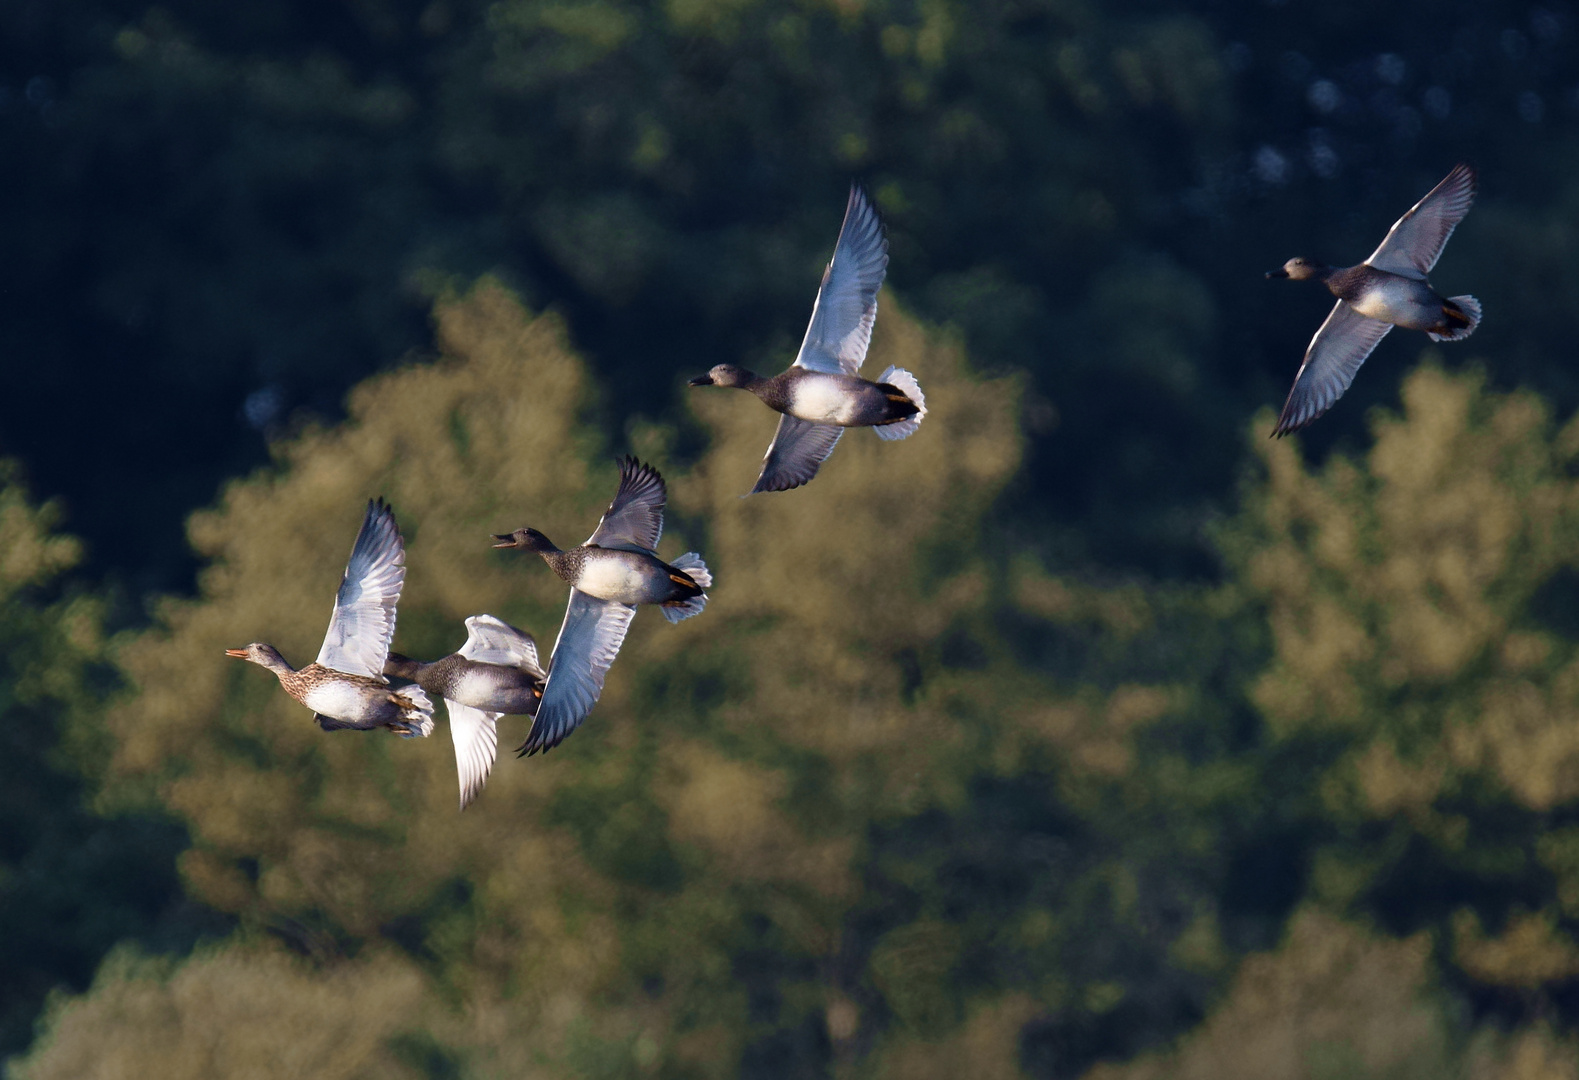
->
xmin=617 ymin=454 xmax=666 ymax=491
xmin=359 ymin=497 xmax=400 ymax=540
xmin=515 ymin=710 xmax=571 ymax=757
xmin=1271 ymin=407 xmax=1318 ymax=438
xmin=748 ymin=475 xmax=811 ymax=495
xmin=845 ymin=185 xmax=888 ymax=245
xmin=515 ymin=732 xmax=558 ymax=758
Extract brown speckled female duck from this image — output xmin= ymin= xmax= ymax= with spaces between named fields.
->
xmin=226 ymin=499 xmax=433 ymax=737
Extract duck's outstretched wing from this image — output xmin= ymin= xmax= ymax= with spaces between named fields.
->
xmin=316 ymin=499 xmax=405 ymax=678
xmin=752 ymin=415 xmax=844 ymax=494
xmin=446 ymin=700 xmax=501 ymax=810
xmin=459 ymin=614 xmax=544 ymax=679
xmin=1365 ymin=163 xmax=1476 ymax=280
xmin=517 ymin=590 xmax=636 ymax=756
xmin=1272 ymin=300 xmax=1394 ymax=436
xmin=586 ymin=456 xmax=666 ymax=553
xmin=792 ymin=185 xmax=889 ymax=376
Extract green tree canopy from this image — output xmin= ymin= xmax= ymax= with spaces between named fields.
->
xmin=0 ymin=471 xmax=195 ymax=1055
xmin=14 ymin=282 xmax=1246 ymax=1077
xmin=18 ymin=289 xmax=1579 ymax=1079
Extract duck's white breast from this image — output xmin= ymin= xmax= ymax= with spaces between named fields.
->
xmin=302 ymin=680 xmax=374 ymax=719
xmin=787 ymin=374 xmax=859 ymax=425
xmin=576 ymin=555 xmax=653 ymax=603
xmin=450 ymin=666 xmax=518 ymax=707
xmin=451 ymin=667 xmax=497 ymax=701
xmin=1350 ymin=276 xmax=1436 ymax=326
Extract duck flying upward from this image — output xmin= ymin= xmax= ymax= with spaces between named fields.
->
xmin=688 ymin=184 xmax=926 ymax=493
xmin=385 ymin=615 xmax=547 ymax=809
xmin=492 ymin=457 xmax=712 ymax=755
xmin=1267 ymin=163 xmax=1480 ymax=436
xmin=225 ymin=499 xmax=433 ymax=737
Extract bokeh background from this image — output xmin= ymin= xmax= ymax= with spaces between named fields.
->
xmin=4 ymin=1 xmax=1579 ymax=1076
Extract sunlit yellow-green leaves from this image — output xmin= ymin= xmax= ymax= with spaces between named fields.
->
xmin=22 ymin=301 xmax=1579 ymax=1077
xmin=81 ymin=278 xmax=1076 ymax=1074
xmin=1230 ymin=364 xmax=1579 ymax=817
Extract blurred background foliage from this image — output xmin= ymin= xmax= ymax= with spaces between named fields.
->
xmin=7 ymin=284 xmax=1579 ymax=1076
xmin=3 ymin=0 xmax=1579 ymax=1075
xmin=6 ymin=0 xmax=1579 ymax=593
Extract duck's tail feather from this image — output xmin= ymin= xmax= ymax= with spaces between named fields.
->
xmin=663 ymin=552 xmax=710 ymax=623
xmin=662 ymin=596 xmax=708 ymax=623
xmin=874 ymin=366 xmax=926 ymax=441
xmin=1428 ymin=295 xmax=1481 ymax=342
xmin=390 ymin=683 xmax=434 ymax=738
xmin=671 ymin=551 xmax=712 ymax=590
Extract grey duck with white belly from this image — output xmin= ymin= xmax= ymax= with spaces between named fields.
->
xmin=688 ymin=184 xmax=926 ymax=493
xmin=384 ymin=614 xmax=546 ymax=808
xmin=492 ymin=456 xmax=711 ymax=755
xmin=1266 ymin=163 xmax=1481 ymax=436
xmin=226 ymin=499 xmax=433 ymax=737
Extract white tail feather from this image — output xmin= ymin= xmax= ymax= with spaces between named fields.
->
xmin=664 ymin=552 xmax=711 ymax=623
xmin=662 ymin=595 xmax=708 ymax=623
xmin=1427 ymin=295 xmax=1481 ymax=342
xmin=875 ymin=366 xmax=925 ymax=441
xmin=671 ymin=551 xmax=712 ymax=590
xmin=392 ymin=683 xmax=434 ymax=738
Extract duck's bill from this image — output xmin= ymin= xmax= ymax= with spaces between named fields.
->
xmin=224 ymin=648 xmax=249 ymax=658
xmin=491 ymin=534 xmax=516 ymax=548
xmin=1265 ymin=268 xmax=1289 ymax=279
xmin=687 ymin=374 xmax=714 ymax=386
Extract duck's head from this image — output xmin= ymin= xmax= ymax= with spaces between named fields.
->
xmin=383 ymin=652 xmax=422 ymax=681
xmin=225 ymin=642 xmax=290 ymax=671
xmin=1266 ymin=257 xmax=1328 ymax=281
xmin=492 ymin=527 xmax=557 ymax=553
xmin=688 ymin=363 xmax=756 ymax=389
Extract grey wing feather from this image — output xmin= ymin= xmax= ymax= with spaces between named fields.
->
xmin=1273 ymin=301 xmax=1394 ymax=436
xmin=517 ymin=590 xmax=636 ymax=756
xmin=1364 ymin=163 xmax=1476 ymax=280
xmin=316 ymin=499 xmax=405 ymax=678
xmin=586 ymin=456 xmax=666 ymax=553
xmin=446 ymin=700 xmax=501 ymax=810
xmin=752 ymin=415 xmax=844 ymax=494
xmin=792 ymin=185 xmax=889 ymax=376
xmin=459 ymin=614 xmax=544 ymax=678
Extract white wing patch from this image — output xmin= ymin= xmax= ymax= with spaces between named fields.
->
xmin=446 ymin=700 xmax=501 ymax=810
xmin=793 ymin=185 xmax=889 ymax=376
xmin=459 ymin=614 xmax=544 ymax=678
xmin=316 ymin=499 xmax=406 ymax=678
xmin=1364 ymin=163 xmax=1476 ymax=280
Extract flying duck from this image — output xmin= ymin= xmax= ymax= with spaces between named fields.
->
xmin=384 ymin=615 xmax=546 ymax=809
xmin=226 ymin=499 xmax=433 ymax=737
xmin=1267 ymin=163 xmax=1481 ymax=436
xmin=688 ymin=185 xmax=926 ymax=492
xmin=492 ymin=456 xmax=711 ymax=755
